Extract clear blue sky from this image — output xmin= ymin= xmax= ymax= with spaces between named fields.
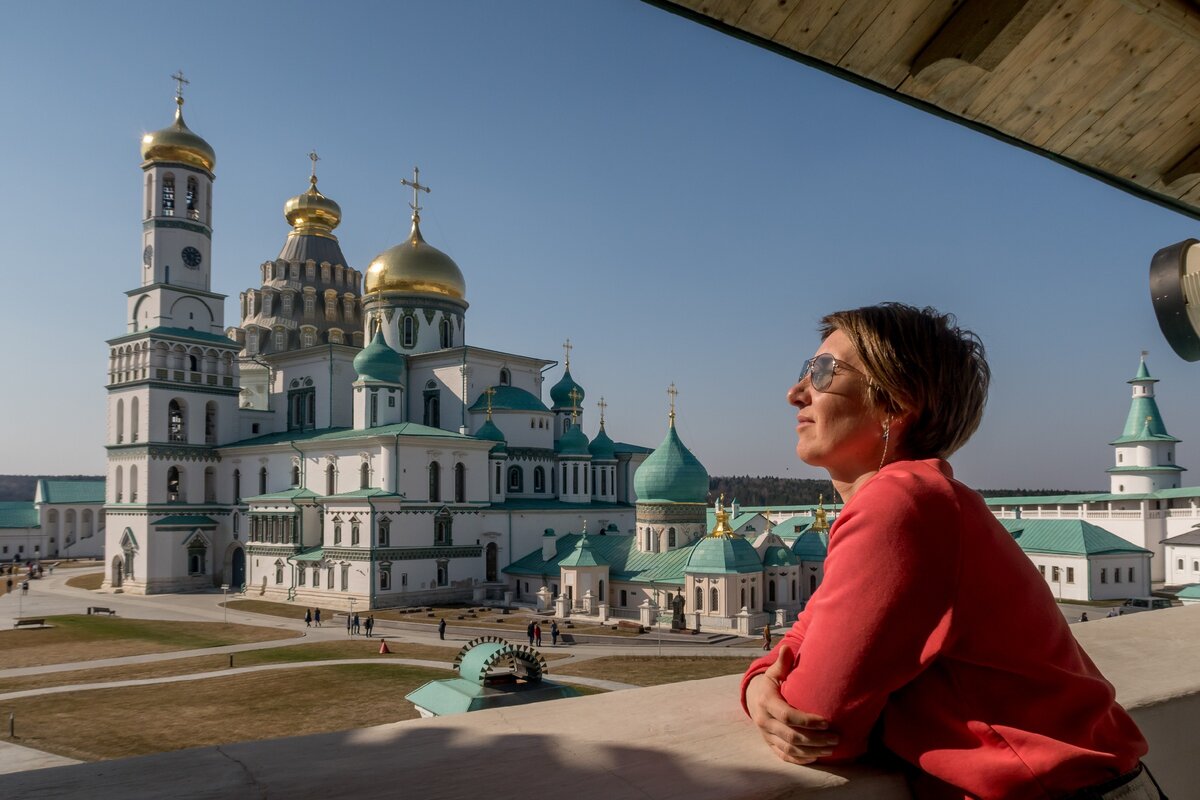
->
xmin=3 ymin=0 xmax=1199 ymax=490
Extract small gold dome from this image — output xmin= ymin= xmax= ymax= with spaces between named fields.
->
xmin=364 ymin=220 xmax=466 ymax=300
xmin=141 ymin=101 xmax=216 ymax=172
xmin=284 ymin=177 xmax=342 ymax=238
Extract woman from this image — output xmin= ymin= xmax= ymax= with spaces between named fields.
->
xmin=742 ymin=304 xmax=1163 ymax=799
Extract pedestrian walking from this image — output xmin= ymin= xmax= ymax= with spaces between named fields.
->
xmin=304 ymin=609 xmax=312 ymax=628
xmin=438 ymin=618 xmax=447 ymax=640
xmin=526 ymin=620 xmax=535 ymax=646
xmin=314 ymin=607 xmax=322 ymax=626
xmin=1079 ymin=612 xmax=1089 ymax=623
xmin=366 ymin=615 xmax=375 ymax=637
xmin=346 ymin=613 xmax=353 ymax=635
xmin=352 ymin=613 xmax=361 ymax=635
xmin=5 ymin=578 xmax=11 ymax=594
xmin=550 ymin=621 xmax=559 ymax=646
xmin=762 ymin=624 xmax=773 ymax=651
xmin=21 ymin=581 xmax=29 ymax=594
xmin=534 ymin=622 xmax=542 ymax=648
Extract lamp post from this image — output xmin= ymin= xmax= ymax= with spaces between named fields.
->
xmin=349 ymin=597 xmax=356 ymax=635
xmin=221 ymin=584 xmax=229 ymax=624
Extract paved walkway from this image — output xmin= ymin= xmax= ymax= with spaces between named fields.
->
xmin=0 ymin=567 xmax=754 ymax=773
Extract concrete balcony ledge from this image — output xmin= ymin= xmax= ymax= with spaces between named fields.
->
xmin=12 ymin=607 xmax=1200 ymax=799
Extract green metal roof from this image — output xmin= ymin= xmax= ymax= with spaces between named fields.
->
xmin=324 ymin=488 xmax=404 ymax=499
xmin=684 ymin=535 xmax=762 ymax=574
xmin=588 ymin=426 xmax=616 ymax=460
xmin=474 ymin=418 xmax=506 ymax=443
xmin=0 ymin=502 xmax=38 ymax=529
xmin=558 ymin=533 xmax=609 ymax=567
xmin=983 ymin=493 xmax=1150 ymax=505
xmin=762 ymin=544 xmax=798 ymax=567
xmin=790 ymin=529 xmax=830 ymax=561
xmin=505 ymin=531 xmax=695 ymax=584
xmin=468 ymin=385 xmax=550 ymax=414
xmin=998 ymin=519 xmax=1152 ymax=555
xmin=1111 ymin=396 xmax=1179 ymax=445
xmin=243 ymin=488 xmax=320 ymax=502
xmin=154 ymin=515 xmax=218 ymax=527
xmin=704 ymin=510 xmax=763 ymax=532
xmin=611 ymin=442 xmax=654 ymax=455
xmin=1130 ymin=358 xmax=1156 ymax=383
xmin=37 ymin=479 xmax=105 ymax=505
xmin=353 ymin=331 xmax=406 ymax=383
xmin=223 ymin=422 xmax=473 ymax=450
xmin=555 ymin=425 xmax=590 ymax=457
xmin=772 ymin=515 xmax=818 ymax=535
xmin=1176 ymin=584 xmax=1200 ymax=600
xmin=293 ymin=546 xmax=325 ymax=562
xmin=633 ymin=424 xmax=709 ymax=504
xmin=109 ymin=326 xmax=238 ymax=347
xmin=549 ymin=368 xmax=585 ymax=409
xmin=1105 ymin=465 xmax=1185 ymax=474
xmin=487 ymin=499 xmax=632 ymax=512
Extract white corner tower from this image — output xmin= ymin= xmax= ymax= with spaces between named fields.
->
xmin=1108 ymin=354 xmax=1184 ymax=494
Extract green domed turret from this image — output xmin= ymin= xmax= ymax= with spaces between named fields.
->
xmin=557 ymin=424 xmax=590 ymax=456
xmin=684 ymin=500 xmax=761 ymax=574
xmin=550 ymin=368 xmax=585 ymax=410
xmin=588 ymin=424 xmax=616 ymax=460
xmin=353 ymin=331 xmax=405 ymax=383
xmin=634 ymin=421 xmax=708 ymax=503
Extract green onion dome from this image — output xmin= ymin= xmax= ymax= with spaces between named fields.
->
xmin=633 ymin=424 xmax=708 ymax=503
xmin=685 ymin=535 xmax=763 ymax=575
xmin=353 ymin=331 xmax=405 ymax=383
xmin=556 ymin=425 xmax=590 ymax=457
xmin=550 ymin=368 xmax=585 ymax=410
xmin=474 ymin=418 xmax=507 ymax=456
xmin=762 ymin=544 xmax=798 ymax=567
xmin=588 ymin=425 xmax=616 ymax=460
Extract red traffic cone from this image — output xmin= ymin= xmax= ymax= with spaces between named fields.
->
xmin=378 ymin=639 xmax=391 ymax=655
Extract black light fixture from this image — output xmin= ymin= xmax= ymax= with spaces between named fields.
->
xmin=1150 ymin=239 xmax=1200 ymax=362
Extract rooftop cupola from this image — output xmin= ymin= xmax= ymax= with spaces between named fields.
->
xmin=140 ymin=75 xmax=216 ymax=173
xmin=284 ymin=151 xmax=342 ymax=239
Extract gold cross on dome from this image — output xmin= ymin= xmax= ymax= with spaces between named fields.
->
xmin=307 ymin=150 xmax=320 ymax=186
xmin=484 ymin=386 xmax=496 ymax=420
xmin=171 ymin=70 xmax=189 ymax=105
xmin=568 ymin=387 xmax=581 ymax=422
xmin=667 ymin=383 xmax=678 ymax=426
xmin=597 ymin=396 xmax=607 ymax=427
xmin=562 ymin=338 xmax=573 ymax=370
xmin=400 ymin=166 xmax=431 ymax=222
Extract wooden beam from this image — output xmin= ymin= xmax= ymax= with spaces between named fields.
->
xmin=911 ymin=0 xmax=1057 ymax=82
xmin=1119 ymin=0 xmax=1200 ymax=50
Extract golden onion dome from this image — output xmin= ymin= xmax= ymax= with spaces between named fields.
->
xmin=284 ymin=176 xmax=342 ymax=238
xmin=140 ymin=99 xmax=216 ymax=172
xmin=364 ymin=219 xmax=466 ymax=301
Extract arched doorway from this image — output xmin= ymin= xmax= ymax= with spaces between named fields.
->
xmin=111 ymin=555 xmax=124 ymax=589
xmin=485 ymin=542 xmax=498 ymax=582
xmin=230 ymin=547 xmax=246 ymax=590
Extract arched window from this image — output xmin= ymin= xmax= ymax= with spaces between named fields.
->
xmin=499 ymin=368 xmax=510 ymax=386
xmin=378 ymin=517 xmax=390 ymax=547
xmin=168 ymin=399 xmax=186 ymax=442
xmin=434 ymin=509 xmax=452 ymax=545
xmin=161 ymin=173 xmax=176 ymax=216
xmin=360 ymin=462 xmax=370 ymax=489
xmin=291 ymin=465 xmax=300 ymax=486
xmin=233 ymin=470 xmax=241 ymax=504
xmin=379 ymin=564 xmax=392 ymax=591
xmin=114 ymin=466 xmax=123 ymax=503
xmin=436 ymin=562 xmax=448 ymax=586
xmin=131 ymin=396 xmax=140 ymax=442
xmin=325 ymin=463 xmax=336 ymax=495
xmin=205 ymin=401 xmax=217 ymax=444
xmin=572 ymin=464 xmax=579 ymax=494
xmin=259 ymin=467 xmax=268 ymax=495
xmin=809 ymin=575 xmax=816 ymax=594
xmin=711 ymin=587 xmax=719 ymax=614
xmin=204 ymin=467 xmax=216 ymax=503
xmin=429 ymin=461 xmax=441 ymax=502
xmin=792 ymin=579 xmax=797 ymax=600
xmin=275 ymin=560 xmax=284 ymax=584
xmin=440 ymin=317 xmax=452 ymax=348
xmin=402 ymin=315 xmax=415 ymax=347
xmin=598 ymin=579 xmax=605 ymax=602
xmin=351 ymin=518 xmax=361 ymax=546
xmin=423 ymin=382 xmax=440 ymax=428
xmin=186 ymin=176 xmax=199 ymax=220
xmin=333 ymin=516 xmax=343 ymax=545
xmin=507 ymin=466 xmax=523 ymax=493
xmin=116 ymin=398 xmax=125 ymax=443
xmin=620 ymin=589 xmax=628 ymax=607
xmin=750 ymin=585 xmax=756 ymax=609
xmin=768 ymin=581 xmax=777 ymax=602
xmin=454 ymin=462 xmax=465 ymax=503
xmin=533 ymin=466 xmax=545 ymax=493
xmin=167 ymin=466 xmax=184 ymax=503
xmin=369 ymin=391 xmax=378 ymax=427
xmin=668 ymin=527 xmax=676 ymax=547
xmin=695 ymin=586 xmax=704 ymax=612
xmin=129 ymin=465 xmax=138 ymax=502
xmin=741 ymin=587 xmax=747 ymax=610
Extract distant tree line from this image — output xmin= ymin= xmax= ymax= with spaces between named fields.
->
xmin=708 ymin=476 xmax=1097 ymax=507
xmin=0 ymin=475 xmax=104 ymax=503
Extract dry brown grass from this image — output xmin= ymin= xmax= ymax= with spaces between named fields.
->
xmin=0 ymin=639 xmax=466 ymax=694
xmin=65 ymin=573 xmax=104 ymax=590
xmin=0 ymin=663 xmax=451 ymax=761
xmin=557 ymin=656 xmax=755 ymax=686
xmin=0 ymin=616 xmax=300 ymax=669
xmin=50 ymin=560 xmax=104 ymax=570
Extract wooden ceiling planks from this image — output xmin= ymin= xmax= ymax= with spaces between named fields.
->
xmin=656 ymin=0 xmax=1200 ymax=218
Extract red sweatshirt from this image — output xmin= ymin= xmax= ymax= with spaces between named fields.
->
xmin=741 ymin=459 xmax=1146 ymax=799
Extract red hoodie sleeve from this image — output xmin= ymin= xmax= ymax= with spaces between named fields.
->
xmin=744 ymin=467 xmax=961 ymax=760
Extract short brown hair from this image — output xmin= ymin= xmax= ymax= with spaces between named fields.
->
xmin=819 ymin=303 xmax=989 ymax=459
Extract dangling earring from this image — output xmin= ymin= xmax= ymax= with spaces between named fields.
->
xmin=878 ymin=416 xmax=892 ymax=471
